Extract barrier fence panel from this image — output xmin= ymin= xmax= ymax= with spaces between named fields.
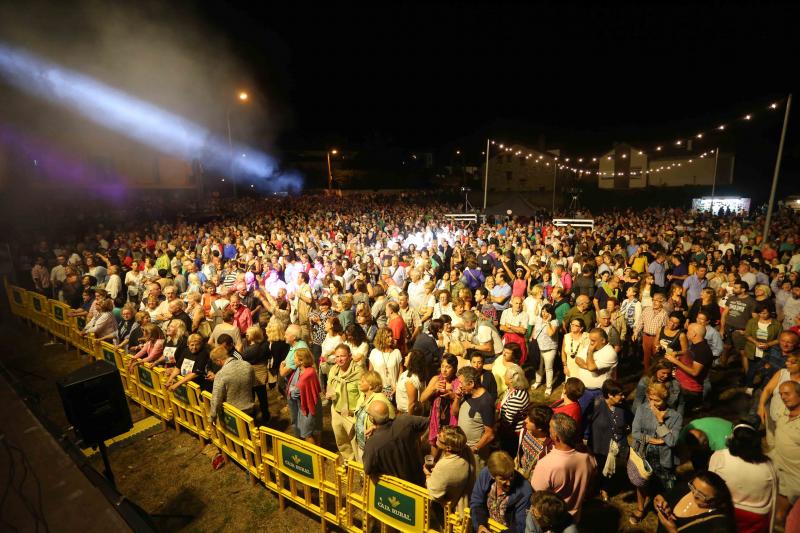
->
xmin=70 ymin=315 xmax=94 ymax=356
xmin=28 ymin=291 xmax=49 ymax=331
xmin=7 ymin=284 xmax=29 ymax=320
xmin=365 ymin=472 xmax=439 ymax=533
xmin=459 ymin=509 xmax=507 ymax=533
xmin=48 ymin=299 xmax=71 ymax=344
xmin=343 ymin=461 xmax=368 ymax=533
xmin=131 ymin=365 xmax=172 ymax=428
xmin=168 ymin=381 xmax=210 ymax=444
xmin=201 ymin=392 xmax=261 ymax=483
xmin=259 ymin=427 xmax=342 ymax=533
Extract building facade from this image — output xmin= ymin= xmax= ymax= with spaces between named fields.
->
xmin=597 ymin=142 xmax=734 ymax=189
xmin=487 ymin=144 xmax=559 ymax=193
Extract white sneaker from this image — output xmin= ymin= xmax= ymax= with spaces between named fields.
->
xmin=745 ymin=387 xmax=753 ymax=396
xmin=532 ymin=382 xmax=543 ymax=389
xmin=544 ymin=388 xmax=552 ymax=397
xmin=322 ymin=398 xmax=330 ymax=407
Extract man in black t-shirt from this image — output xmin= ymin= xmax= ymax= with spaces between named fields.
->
xmin=477 ymin=244 xmax=496 ymax=277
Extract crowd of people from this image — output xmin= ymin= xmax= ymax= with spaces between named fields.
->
xmin=17 ymin=193 xmax=800 ymax=532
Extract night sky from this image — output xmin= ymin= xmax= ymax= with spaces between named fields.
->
xmin=0 ymin=1 xmax=798 ymax=197
xmin=202 ymin=2 xmax=799 ymax=174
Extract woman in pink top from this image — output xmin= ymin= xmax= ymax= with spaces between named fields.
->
xmin=127 ymin=323 xmax=165 ymax=372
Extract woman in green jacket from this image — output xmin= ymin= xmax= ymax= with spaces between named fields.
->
xmin=743 ymin=304 xmax=782 ymax=362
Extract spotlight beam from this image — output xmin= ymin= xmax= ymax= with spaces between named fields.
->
xmin=0 ymin=43 xmax=280 ymax=180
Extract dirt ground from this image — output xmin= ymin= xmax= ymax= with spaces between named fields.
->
xmin=0 ymin=318 xmax=751 ymax=533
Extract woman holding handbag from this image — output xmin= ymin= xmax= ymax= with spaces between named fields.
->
xmin=630 ymin=381 xmax=683 ymax=525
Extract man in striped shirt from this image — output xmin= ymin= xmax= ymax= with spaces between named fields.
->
xmin=632 ymin=293 xmax=668 ymax=370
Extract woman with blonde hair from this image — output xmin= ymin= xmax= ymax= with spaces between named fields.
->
xmin=266 ymin=315 xmax=290 ymax=386
xmin=243 ymin=325 xmax=270 ymax=423
xmin=368 ymin=327 xmax=403 ymax=401
xmin=185 ymin=292 xmax=209 ymax=337
xmin=148 ymin=318 xmax=188 ymax=369
xmin=524 ymin=284 xmax=545 ymax=327
xmin=753 ymin=283 xmax=776 ymax=317
xmin=128 ymin=323 xmax=165 ymax=372
xmin=353 ymin=370 xmax=395 ymax=461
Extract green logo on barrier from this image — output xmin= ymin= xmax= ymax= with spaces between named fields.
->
xmin=54 ymin=306 xmax=64 ymax=322
xmin=103 ymin=348 xmax=116 ymax=363
xmin=77 ymin=316 xmax=87 ymax=329
xmin=173 ymin=384 xmax=189 ymax=404
xmin=223 ymin=412 xmax=239 ymax=437
xmin=13 ymin=291 xmax=22 ymax=304
xmin=33 ymin=298 xmax=41 ymax=312
xmin=374 ymin=483 xmax=416 ymax=527
xmin=280 ymin=443 xmax=314 ymax=479
xmin=137 ymin=366 xmax=154 ymax=388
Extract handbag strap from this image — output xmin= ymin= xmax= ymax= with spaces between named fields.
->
xmin=676 ymin=513 xmax=726 ymax=532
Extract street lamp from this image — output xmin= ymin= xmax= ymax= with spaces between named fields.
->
xmin=327 ymin=149 xmax=338 ymax=190
xmin=226 ymin=90 xmax=249 ymax=198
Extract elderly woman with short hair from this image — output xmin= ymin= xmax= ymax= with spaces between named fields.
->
xmin=470 ymin=451 xmax=532 ymax=533
xmin=498 ymin=363 xmax=530 ymax=457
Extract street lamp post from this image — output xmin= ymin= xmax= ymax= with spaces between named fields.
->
xmin=327 ymin=149 xmax=338 ymax=190
xmin=226 ymin=91 xmax=248 ymax=198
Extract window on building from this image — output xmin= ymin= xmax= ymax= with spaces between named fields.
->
xmin=506 ymin=171 xmax=513 ymax=181
xmin=506 ymin=155 xmax=512 ymax=163
xmin=520 ymin=157 xmax=526 ymax=166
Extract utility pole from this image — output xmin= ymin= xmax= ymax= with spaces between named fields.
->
xmin=483 ymin=138 xmax=490 ymax=210
xmin=763 ymin=94 xmax=792 ymax=243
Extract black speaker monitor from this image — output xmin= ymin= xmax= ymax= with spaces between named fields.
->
xmin=57 ymin=361 xmax=133 ymax=446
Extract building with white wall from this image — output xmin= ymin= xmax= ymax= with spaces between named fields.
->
xmin=597 ymin=142 xmax=734 ymax=189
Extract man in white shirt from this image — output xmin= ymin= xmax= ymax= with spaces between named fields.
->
xmin=406 ymin=268 xmax=427 ymax=310
xmin=736 ymin=260 xmax=756 ymax=290
xmin=500 ymin=296 xmax=529 ymax=363
xmin=574 ymin=328 xmax=618 ymax=414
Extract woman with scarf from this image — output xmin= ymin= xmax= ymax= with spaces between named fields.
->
xmin=589 ymin=379 xmax=630 ymax=502
xmin=287 ymin=348 xmax=322 ymax=445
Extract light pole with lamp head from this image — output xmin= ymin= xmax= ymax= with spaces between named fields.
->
xmin=327 ymin=149 xmax=338 ymax=190
xmin=226 ymin=91 xmax=248 ymax=198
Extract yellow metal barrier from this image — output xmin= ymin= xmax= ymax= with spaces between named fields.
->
xmin=459 ymin=508 xmax=507 ymax=533
xmin=2 ymin=294 xmax=501 ymax=533
xmin=259 ymin=427 xmax=342 ymax=532
xmin=201 ymin=392 xmax=260 ymax=483
xmin=69 ymin=315 xmax=95 ymax=356
xmin=130 ymin=364 xmax=172 ymax=428
xmin=365 ymin=470 xmax=440 ymax=533
xmin=28 ymin=291 xmax=49 ymax=331
xmin=168 ymin=381 xmax=211 ymax=444
xmin=343 ymin=461 xmax=368 ymax=533
xmin=48 ymin=299 xmax=71 ymax=344
xmin=7 ymin=284 xmax=29 ymax=320
xmin=95 ymin=341 xmax=134 ymax=397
